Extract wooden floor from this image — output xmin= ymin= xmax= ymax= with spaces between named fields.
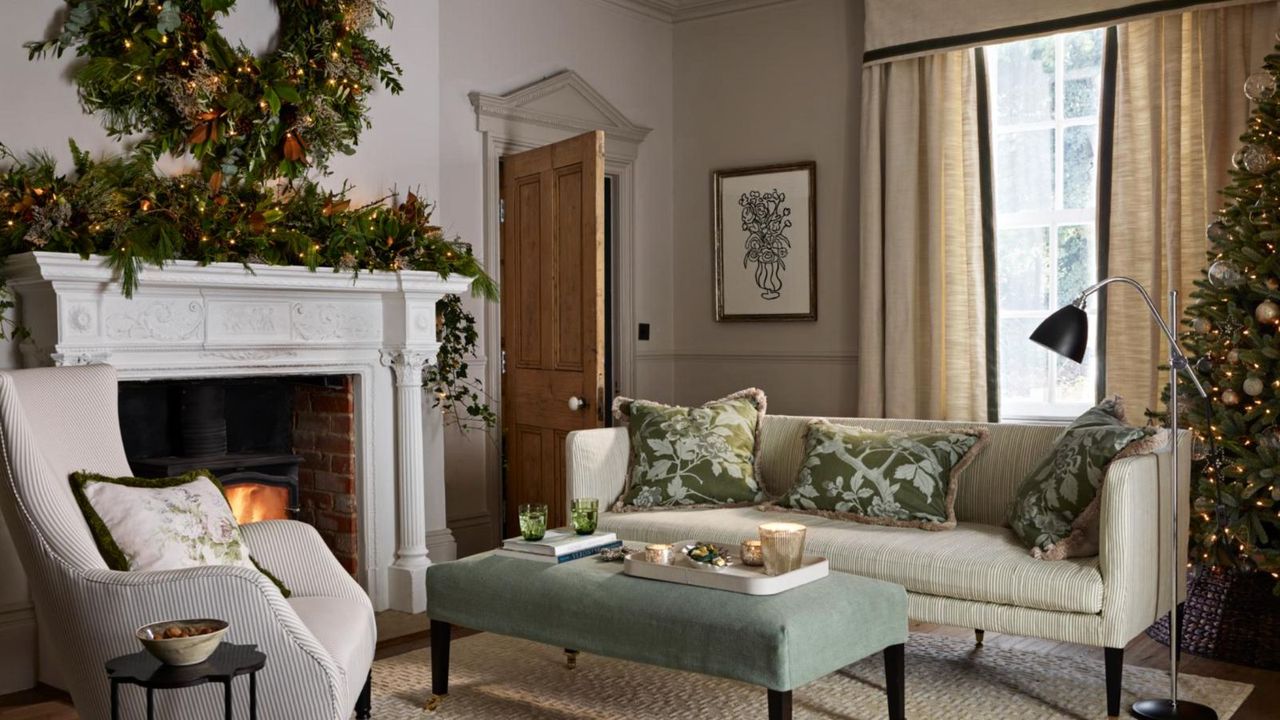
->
xmin=1 ymin=624 xmax=1274 ymax=719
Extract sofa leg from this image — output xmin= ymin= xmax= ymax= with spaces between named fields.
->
xmin=355 ymin=671 xmax=372 ymax=719
xmin=1104 ymin=647 xmax=1123 ymax=718
xmin=428 ymin=620 xmax=451 ymax=712
xmin=974 ymin=629 xmax=984 ymax=647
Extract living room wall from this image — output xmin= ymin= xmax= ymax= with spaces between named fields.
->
xmin=671 ymin=0 xmax=862 ymax=416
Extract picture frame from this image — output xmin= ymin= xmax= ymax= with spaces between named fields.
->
xmin=713 ymin=161 xmax=817 ymax=322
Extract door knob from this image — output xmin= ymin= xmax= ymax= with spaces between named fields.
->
xmin=568 ymin=396 xmax=587 ymax=411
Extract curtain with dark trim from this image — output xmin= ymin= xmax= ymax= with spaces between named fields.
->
xmin=857 ymin=50 xmax=990 ymax=421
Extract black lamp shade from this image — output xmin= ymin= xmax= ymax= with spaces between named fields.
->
xmin=1030 ymin=304 xmax=1089 ymax=363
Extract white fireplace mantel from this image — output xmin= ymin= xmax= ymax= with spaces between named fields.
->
xmin=3 ymin=251 xmax=473 ymax=614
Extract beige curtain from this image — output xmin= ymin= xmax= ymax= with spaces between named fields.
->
xmin=857 ymin=50 xmax=988 ymax=421
xmin=1105 ymin=2 xmax=1280 ymax=412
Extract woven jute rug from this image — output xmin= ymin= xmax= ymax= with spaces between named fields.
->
xmin=371 ymin=632 xmax=1252 ymax=719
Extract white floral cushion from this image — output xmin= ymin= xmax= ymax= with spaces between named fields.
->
xmin=71 ymin=470 xmax=254 ymax=572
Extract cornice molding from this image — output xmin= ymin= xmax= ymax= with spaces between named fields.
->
xmin=595 ymin=0 xmax=799 ymax=23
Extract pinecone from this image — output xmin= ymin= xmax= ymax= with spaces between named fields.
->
xmin=352 ymin=48 xmax=368 ymax=71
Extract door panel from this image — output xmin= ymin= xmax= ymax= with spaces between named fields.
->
xmin=501 ymin=131 xmax=605 ymax=535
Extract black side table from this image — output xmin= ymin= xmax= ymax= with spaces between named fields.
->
xmin=105 ymin=643 xmax=266 ymax=720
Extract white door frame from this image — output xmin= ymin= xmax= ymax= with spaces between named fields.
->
xmin=470 ymin=70 xmax=651 ymax=543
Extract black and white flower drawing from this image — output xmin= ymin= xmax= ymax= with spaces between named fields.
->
xmin=738 ymin=189 xmax=792 ymax=300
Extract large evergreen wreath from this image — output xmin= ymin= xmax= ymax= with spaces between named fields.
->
xmin=26 ymin=0 xmax=403 ymax=182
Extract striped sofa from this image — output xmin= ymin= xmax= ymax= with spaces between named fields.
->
xmin=0 ymin=365 xmax=375 ymax=720
xmin=567 ymin=415 xmax=1189 ymax=717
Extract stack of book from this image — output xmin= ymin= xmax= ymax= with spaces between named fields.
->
xmin=496 ymin=529 xmax=622 ymax=564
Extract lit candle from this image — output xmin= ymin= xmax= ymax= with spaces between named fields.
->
xmin=758 ymin=522 xmax=807 ymax=576
xmin=645 ymin=544 xmax=673 ymax=565
xmin=740 ymin=539 xmax=764 ymax=566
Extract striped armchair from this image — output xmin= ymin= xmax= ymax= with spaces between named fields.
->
xmin=0 ymin=365 xmax=374 ymax=720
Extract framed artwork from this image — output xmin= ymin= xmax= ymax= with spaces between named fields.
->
xmin=713 ymin=161 xmax=816 ymax=321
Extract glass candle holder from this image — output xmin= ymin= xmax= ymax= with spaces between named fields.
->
xmin=739 ymin=539 xmax=764 ymax=567
xmin=758 ymin=522 xmax=807 ymax=576
xmin=518 ymin=503 xmax=548 ymax=541
xmin=645 ymin=543 xmax=673 ymax=565
xmin=571 ymin=497 xmax=599 ymax=535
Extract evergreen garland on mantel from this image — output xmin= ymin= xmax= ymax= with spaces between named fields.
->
xmin=1 ymin=0 xmax=498 ymax=430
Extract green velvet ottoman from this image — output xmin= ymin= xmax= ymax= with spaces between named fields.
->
xmin=425 ymin=551 xmax=909 ymax=719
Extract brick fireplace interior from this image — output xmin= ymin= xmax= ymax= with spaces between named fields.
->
xmin=118 ymin=375 xmax=360 ymax=574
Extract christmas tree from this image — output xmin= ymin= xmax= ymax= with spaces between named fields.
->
xmin=1178 ymin=54 xmax=1280 ymax=586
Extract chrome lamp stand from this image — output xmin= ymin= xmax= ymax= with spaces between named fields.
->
xmin=1030 ymin=276 xmax=1216 ymax=720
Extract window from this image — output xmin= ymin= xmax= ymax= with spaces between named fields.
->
xmin=988 ymin=29 xmax=1105 ymax=420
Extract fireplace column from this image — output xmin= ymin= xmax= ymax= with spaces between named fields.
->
xmin=381 ymin=348 xmax=434 ymax=613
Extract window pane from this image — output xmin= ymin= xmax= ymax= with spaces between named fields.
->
xmin=1063 ymin=125 xmax=1097 ymax=209
xmin=994 ymin=36 xmax=1055 ymax=124
xmin=1057 ymin=224 xmax=1094 ymax=302
xmin=1057 ymin=349 xmax=1096 ymax=403
xmin=1063 ymin=30 xmax=1103 ymax=72
xmin=997 ymin=227 xmax=1050 ymax=310
xmin=1064 ymin=77 xmax=1098 ymax=118
xmin=999 ymin=316 xmax=1050 ymax=404
xmin=996 ymin=129 xmax=1055 ymax=213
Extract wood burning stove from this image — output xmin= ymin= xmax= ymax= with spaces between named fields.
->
xmin=121 ymin=381 xmax=302 ymax=524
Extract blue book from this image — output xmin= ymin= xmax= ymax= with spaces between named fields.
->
xmin=495 ymin=541 xmax=623 ymax=564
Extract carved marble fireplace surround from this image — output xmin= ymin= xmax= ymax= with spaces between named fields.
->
xmin=4 ymin=251 xmax=472 ymax=613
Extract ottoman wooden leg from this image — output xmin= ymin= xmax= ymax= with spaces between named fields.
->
xmin=767 ymin=689 xmax=792 ymax=720
xmin=884 ymin=643 xmax=905 ymax=720
xmin=428 ymin=620 xmax=451 ymax=711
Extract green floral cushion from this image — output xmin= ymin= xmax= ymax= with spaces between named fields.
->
xmin=70 ymin=470 xmax=291 ymax=596
xmin=767 ymin=420 xmax=987 ymax=530
xmin=1008 ymin=397 xmax=1163 ymax=560
xmin=611 ymin=389 xmax=766 ymax=511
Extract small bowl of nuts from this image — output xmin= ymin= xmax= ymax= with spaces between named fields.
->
xmin=135 ymin=619 xmax=228 ymax=666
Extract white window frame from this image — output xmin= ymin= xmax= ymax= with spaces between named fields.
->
xmin=990 ymin=31 xmax=1103 ymax=422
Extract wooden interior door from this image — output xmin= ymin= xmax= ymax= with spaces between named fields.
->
xmin=500 ymin=131 xmax=605 ymax=536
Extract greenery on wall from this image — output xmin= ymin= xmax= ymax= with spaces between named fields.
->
xmin=2 ymin=0 xmax=498 ymax=429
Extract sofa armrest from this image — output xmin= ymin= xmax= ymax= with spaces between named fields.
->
xmin=566 ymin=427 xmax=629 ymax=507
xmin=1097 ymin=430 xmax=1190 ymax=648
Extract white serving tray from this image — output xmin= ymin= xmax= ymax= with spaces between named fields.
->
xmin=623 ymin=540 xmax=829 ymax=595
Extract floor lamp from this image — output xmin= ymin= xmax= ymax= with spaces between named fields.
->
xmin=1029 ymin=276 xmax=1217 ymax=720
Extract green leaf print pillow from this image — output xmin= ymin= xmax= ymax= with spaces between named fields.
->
xmin=1007 ymin=396 xmax=1166 ymax=560
xmin=611 ymin=389 xmax=766 ymax=511
xmin=767 ymin=420 xmax=988 ymax=530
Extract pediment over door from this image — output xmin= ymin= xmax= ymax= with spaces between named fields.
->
xmin=469 ymin=70 xmax=652 ymax=159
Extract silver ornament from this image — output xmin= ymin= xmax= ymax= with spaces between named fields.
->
xmin=1192 ymin=317 xmax=1213 ymax=334
xmin=1227 ymin=349 xmax=1241 ymax=364
xmin=1256 ymin=299 xmax=1280 ymax=324
xmin=1207 ymin=221 xmax=1232 ymax=244
xmin=1208 ymin=260 xmax=1244 ymax=288
xmin=1222 ymin=389 xmax=1242 ymax=406
xmin=1243 ymin=144 xmax=1279 ymax=174
xmin=1245 ymin=376 xmax=1265 ymax=396
xmin=1246 ymin=71 xmax=1278 ymax=102
xmin=1263 ymin=426 xmax=1280 ymax=449
xmin=1234 ymin=148 xmax=1248 ymax=170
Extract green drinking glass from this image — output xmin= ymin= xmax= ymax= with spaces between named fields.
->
xmin=518 ymin=503 xmax=548 ymax=541
xmin=571 ymin=497 xmax=599 ymax=535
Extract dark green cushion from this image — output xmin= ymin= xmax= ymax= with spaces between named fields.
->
xmin=771 ymin=420 xmax=987 ymax=530
xmin=611 ymin=389 xmax=767 ymax=511
xmin=427 ymin=551 xmax=907 ymax=691
xmin=70 ymin=469 xmax=291 ymax=597
xmin=1008 ymin=397 xmax=1158 ymax=558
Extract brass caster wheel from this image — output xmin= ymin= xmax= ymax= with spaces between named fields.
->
xmin=565 ymin=649 xmax=579 ymax=669
xmin=426 ymin=694 xmax=446 ymax=712
xmin=974 ymin=629 xmax=985 ymax=647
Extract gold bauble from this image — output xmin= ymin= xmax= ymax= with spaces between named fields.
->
xmin=1193 ymin=317 xmax=1214 ymax=334
xmin=1222 ymin=389 xmax=1242 ymax=406
xmin=1257 ymin=299 xmax=1280 ymax=324
xmin=1245 ymin=376 xmax=1265 ymax=396
xmin=1268 ymin=277 xmax=1280 ymax=291
xmin=1227 ymin=349 xmax=1242 ymax=364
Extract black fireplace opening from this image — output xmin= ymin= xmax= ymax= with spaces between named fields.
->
xmin=118 ymin=377 xmax=343 ymax=522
